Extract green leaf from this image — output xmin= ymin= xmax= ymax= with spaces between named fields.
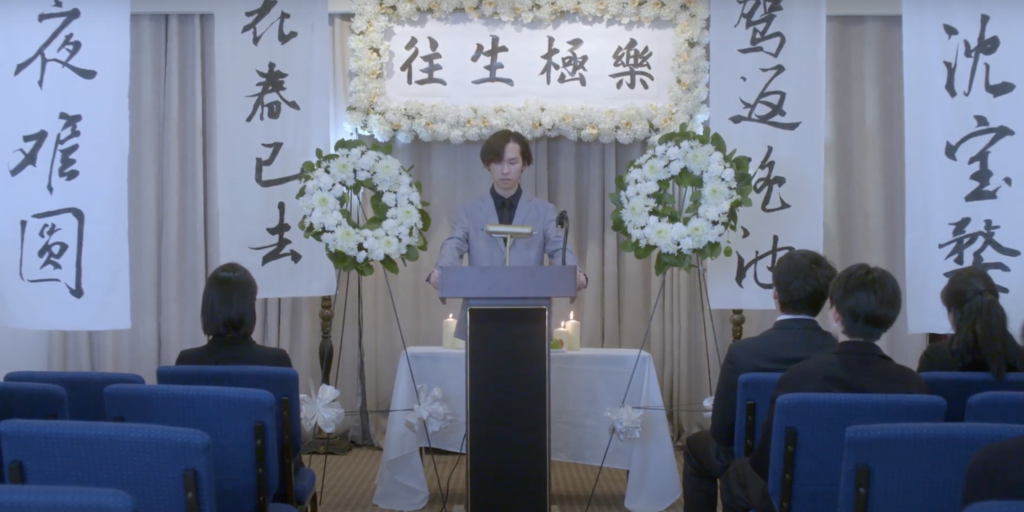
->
xmin=370 ymin=193 xmax=388 ymax=218
xmin=635 ymin=244 xmax=655 ymax=260
xmin=363 ymin=217 xmax=383 ymax=230
xmin=614 ymin=174 xmax=627 ymax=191
xmin=708 ymin=242 xmax=722 ymax=259
xmin=316 ymin=148 xmax=324 ymax=159
xmin=301 ymin=161 xmax=315 ymax=172
xmin=417 ymin=231 xmax=428 ymax=251
xmin=679 ymin=253 xmax=692 ymax=271
xmin=609 ymin=191 xmax=623 ymax=208
xmin=726 ymin=149 xmax=737 ymax=160
xmin=740 ymin=197 xmax=753 ymax=208
xmin=414 ymin=181 xmax=423 ymax=194
xmin=420 ymin=209 xmax=432 ymax=232
xmin=359 ymin=179 xmax=375 ymax=190
xmin=654 ymin=252 xmax=669 ymax=276
xmin=381 ymin=256 xmax=400 ymax=274
xmin=620 ymin=238 xmax=636 ymax=252
xmin=723 ymin=246 xmax=733 ymax=257
xmin=295 ymin=186 xmax=306 ymax=200
xmin=710 ymin=132 xmax=727 ymax=155
xmin=404 ymin=246 xmax=419 ymax=262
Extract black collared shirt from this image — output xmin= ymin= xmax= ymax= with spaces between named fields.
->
xmin=490 ymin=185 xmax=522 ymax=225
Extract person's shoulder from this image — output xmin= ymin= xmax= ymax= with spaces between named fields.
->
xmin=250 ymin=344 xmax=293 ymax=368
xmin=175 ymin=345 xmax=208 ymax=365
xmin=972 ymin=434 xmax=1024 ymax=469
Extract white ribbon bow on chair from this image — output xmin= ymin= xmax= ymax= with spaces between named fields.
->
xmin=405 ymin=385 xmax=452 ymax=434
xmin=300 ymin=381 xmax=345 ymax=434
xmin=606 ymin=405 xmax=644 ymax=441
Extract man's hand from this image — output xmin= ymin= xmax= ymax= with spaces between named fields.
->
xmin=428 ymin=269 xmax=440 ymax=290
xmin=576 ymin=271 xmax=588 ymax=291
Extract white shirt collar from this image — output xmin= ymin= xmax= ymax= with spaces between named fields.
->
xmin=777 ymin=314 xmax=817 ymax=322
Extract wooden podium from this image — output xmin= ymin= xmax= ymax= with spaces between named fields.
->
xmin=439 ymin=265 xmax=577 ymax=512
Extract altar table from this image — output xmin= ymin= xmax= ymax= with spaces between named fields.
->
xmin=373 ymin=347 xmax=682 ymax=512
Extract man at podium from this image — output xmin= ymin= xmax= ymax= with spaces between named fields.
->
xmin=427 ymin=129 xmax=587 ymax=340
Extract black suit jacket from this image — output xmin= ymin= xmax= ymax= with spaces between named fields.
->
xmin=710 ymin=318 xmax=838 ymax=452
xmin=175 ymin=335 xmax=293 ymax=368
xmin=961 ymin=434 xmax=1024 ymax=509
xmin=749 ymin=341 xmax=929 ymax=481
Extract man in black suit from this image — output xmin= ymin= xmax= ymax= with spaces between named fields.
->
xmin=961 ymin=435 xmax=1024 ymax=509
xmin=719 ymin=263 xmax=929 ymax=512
xmin=176 ymin=262 xmax=293 ymax=368
xmin=682 ymin=250 xmax=838 ymax=512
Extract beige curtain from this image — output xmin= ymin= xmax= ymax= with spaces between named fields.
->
xmin=45 ymin=14 xmax=924 ymax=447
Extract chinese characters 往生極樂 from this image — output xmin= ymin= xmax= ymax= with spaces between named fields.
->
xmin=401 ymin=36 xmax=447 ymax=86
xmin=539 ymin=36 xmax=588 ymax=86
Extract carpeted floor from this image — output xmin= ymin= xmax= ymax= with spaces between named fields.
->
xmin=305 ymin=446 xmax=686 ymax=511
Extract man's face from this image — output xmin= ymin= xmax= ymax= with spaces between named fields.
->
xmin=488 ymin=142 xmax=524 ymax=195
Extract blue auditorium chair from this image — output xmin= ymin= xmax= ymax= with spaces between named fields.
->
xmin=105 ymin=383 xmax=296 ymax=512
xmin=920 ymin=372 xmax=1024 ymax=421
xmin=157 ymin=365 xmax=316 ymax=511
xmin=965 ymin=391 xmax=1024 ymax=425
xmin=733 ymin=372 xmax=782 ymax=458
xmin=0 ymin=381 xmax=69 ymax=420
xmin=764 ymin=393 xmax=947 ymax=512
xmin=837 ymin=423 xmax=1024 ymax=512
xmin=0 ymin=485 xmax=137 ymax=512
xmin=0 ymin=419 xmax=216 ymax=512
xmin=5 ymin=370 xmax=145 ymax=421
xmin=963 ymin=502 xmax=1024 ymax=512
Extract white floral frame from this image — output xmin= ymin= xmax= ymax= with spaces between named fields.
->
xmin=348 ymin=0 xmax=710 ymax=144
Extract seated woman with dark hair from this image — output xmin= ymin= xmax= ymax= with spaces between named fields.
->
xmin=176 ymin=262 xmax=293 ymax=368
xmin=917 ymin=266 xmax=1022 ymax=379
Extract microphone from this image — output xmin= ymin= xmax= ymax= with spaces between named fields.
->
xmin=556 ymin=210 xmax=569 ymax=265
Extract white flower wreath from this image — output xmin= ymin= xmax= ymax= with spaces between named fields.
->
xmin=298 ymin=140 xmax=430 ymax=276
xmin=611 ymin=125 xmax=753 ymax=275
xmin=347 ymin=0 xmax=710 ymax=144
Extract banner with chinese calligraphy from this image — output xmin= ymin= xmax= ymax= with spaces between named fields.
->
xmin=348 ymin=1 xmax=709 ymax=143
xmin=213 ymin=0 xmax=336 ymax=299
xmin=903 ymin=0 xmax=1024 ymax=335
xmin=0 ymin=0 xmax=131 ymax=330
xmin=705 ymin=0 xmax=827 ymax=309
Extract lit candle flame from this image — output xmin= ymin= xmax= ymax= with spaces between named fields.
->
xmin=448 ymin=314 xmax=453 ymax=319
xmin=570 ymin=311 xmax=574 ymax=320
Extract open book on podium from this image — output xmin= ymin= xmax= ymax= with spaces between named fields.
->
xmin=438 ymin=260 xmax=576 ymax=511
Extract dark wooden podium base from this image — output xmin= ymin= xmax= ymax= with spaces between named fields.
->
xmin=466 ymin=306 xmax=549 ymax=512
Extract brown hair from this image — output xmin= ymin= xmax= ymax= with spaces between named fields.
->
xmin=479 ymin=129 xmax=533 ymax=168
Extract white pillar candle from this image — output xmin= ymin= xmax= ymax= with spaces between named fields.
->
xmin=442 ymin=314 xmax=456 ymax=349
xmin=552 ymin=321 xmax=569 ymax=350
xmin=453 ymin=337 xmax=465 ymax=350
xmin=565 ymin=311 xmax=581 ymax=351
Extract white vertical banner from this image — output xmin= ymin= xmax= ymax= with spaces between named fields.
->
xmin=903 ymin=0 xmax=1024 ymax=335
xmin=214 ymin=0 xmax=336 ymax=298
xmin=706 ymin=0 xmax=826 ymax=310
xmin=0 ymin=0 xmax=131 ymax=330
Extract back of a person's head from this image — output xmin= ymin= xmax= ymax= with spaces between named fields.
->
xmin=771 ymin=249 xmax=838 ymax=317
xmin=828 ymin=263 xmax=901 ymax=342
xmin=201 ymin=262 xmax=258 ymax=338
xmin=942 ymin=266 xmax=1020 ymax=380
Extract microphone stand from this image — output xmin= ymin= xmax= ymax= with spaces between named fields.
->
xmin=559 ymin=214 xmax=569 ymax=266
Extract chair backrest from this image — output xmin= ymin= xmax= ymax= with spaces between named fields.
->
xmin=965 ymin=391 xmax=1024 ymax=425
xmin=0 ymin=381 xmax=69 ymax=420
xmin=0 ymin=485 xmax=137 ymax=512
xmin=105 ymin=384 xmax=279 ymax=512
xmin=766 ymin=393 xmax=947 ymax=512
xmin=837 ymin=423 xmax=1024 ymax=512
xmin=0 ymin=419 xmax=217 ymax=512
xmin=733 ymin=372 xmax=782 ymax=458
xmin=920 ymin=372 xmax=1024 ymax=421
xmin=5 ymin=371 xmax=145 ymax=421
xmin=156 ymin=366 xmax=301 ymax=481
xmin=963 ymin=502 xmax=1024 ymax=512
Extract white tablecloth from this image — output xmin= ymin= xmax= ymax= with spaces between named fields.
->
xmin=373 ymin=347 xmax=681 ymax=512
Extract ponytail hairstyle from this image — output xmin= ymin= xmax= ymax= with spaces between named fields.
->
xmin=941 ymin=266 xmax=1021 ymax=380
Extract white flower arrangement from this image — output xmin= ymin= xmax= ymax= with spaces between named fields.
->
xmin=610 ymin=124 xmax=753 ymax=275
xmin=347 ymin=0 xmax=710 ymax=144
xmin=298 ymin=140 xmax=430 ymax=276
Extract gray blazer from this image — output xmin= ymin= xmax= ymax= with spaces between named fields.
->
xmin=434 ymin=191 xmax=581 ymax=339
